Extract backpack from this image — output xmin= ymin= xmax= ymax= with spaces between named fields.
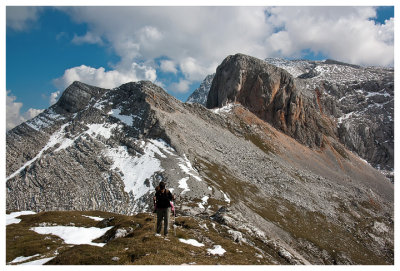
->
xmin=155 ymin=189 xmax=172 ymax=209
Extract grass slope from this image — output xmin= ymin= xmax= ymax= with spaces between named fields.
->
xmin=7 ymin=211 xmax=271 ymax=265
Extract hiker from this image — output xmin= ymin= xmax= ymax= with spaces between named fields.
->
xmin=153 ymin=181 xmax=175 ymax=236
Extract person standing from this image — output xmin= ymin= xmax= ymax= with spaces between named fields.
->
xmin=153 ymin=181 xmax=175 ymax=236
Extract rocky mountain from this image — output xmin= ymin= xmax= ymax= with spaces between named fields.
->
xmin=186 ymin=73 xmax=215 ymax=106
xmin=6 ymin=54 xmax=394 ymax=264
xmin=188 ymin=55 xmax=394 ymax=177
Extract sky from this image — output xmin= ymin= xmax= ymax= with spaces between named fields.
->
xmin=5 ymin=5 xmax=395 ymax=131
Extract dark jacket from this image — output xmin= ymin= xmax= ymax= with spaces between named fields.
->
xmin=155 ymin=189 xmax=173 ymax=209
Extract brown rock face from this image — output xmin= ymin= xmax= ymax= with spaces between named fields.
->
xmin=207 ymin=54 xmax=336 ymax=147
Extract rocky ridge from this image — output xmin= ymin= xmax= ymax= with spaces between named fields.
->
xmin=188 ymin=55 xmax=394 ymax=175
xmin=6 ymin=55 xmax=394 ymax=264
xmin=186 ymin=73 xmax=215 ymax=106
xmin=207 ymin=54 xmax=336 ymax=148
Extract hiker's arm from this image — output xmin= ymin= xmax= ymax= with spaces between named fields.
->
xmin=168 ymin=191 xmax=174 ymax=201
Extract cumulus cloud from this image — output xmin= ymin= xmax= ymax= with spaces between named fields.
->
xmin=170 ymin=79 xmax=191 ymax=93
xmin=72 ymin=31 xmax=103 ymax=45
xmin=53 ymin=6 xmax=393 ymax=94
xmin=160 ymin=60 xmax=177 ymax=74
xmin=53 ymin=64 xmax=157 ymax=91
xmin=50 ymin=91 xmax=61 ymax=105
xmin=59 ymin=6 xmax=274 ymax=92
xmin=25 ymin=108 xmax=45 ymax=119
xmin=265 ymin=6 xmax=394 ymax=66
xmin=6 ymin=6 xmax=43 ymax=31
xmin=6 ymin=91 xmax=44 ymax=131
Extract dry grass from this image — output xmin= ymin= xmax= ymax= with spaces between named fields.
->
xmin=246 ymin=196 xmax=392 ymax=265
xmin=6 ymin=210 xmax=272 ymax=265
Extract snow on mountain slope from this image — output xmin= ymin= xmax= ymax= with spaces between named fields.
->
xmin=6 ymin=81 xmax=216 ymax=214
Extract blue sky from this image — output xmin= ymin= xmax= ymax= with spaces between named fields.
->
xmin=5 ymin=6 xmax=394 ymax=130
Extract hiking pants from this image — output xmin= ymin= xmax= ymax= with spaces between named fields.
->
xmin=156 ymin=208 xmax=170 ymax=235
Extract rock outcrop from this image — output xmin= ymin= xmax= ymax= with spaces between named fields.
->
xmin=207 ymin=54 xmax=336 ymax=148
xmin=190 ymin=56 xmax=393 ymax=174
xmin=186 ymin=73 xmax=215 ymax=106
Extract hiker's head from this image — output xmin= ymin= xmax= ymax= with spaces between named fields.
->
xmin=159 ymin=181 xmax=166 ymax=190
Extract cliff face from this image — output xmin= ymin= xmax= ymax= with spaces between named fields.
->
xmin=267 ymin=57 xmax=394 ymax=175
xmin=186 ymin=73 xmax=215 ymax=106
xmin=207 ymin=54 xmax=336 ymax=148
xmin=191 ymin=56 xmax=393 ymax=174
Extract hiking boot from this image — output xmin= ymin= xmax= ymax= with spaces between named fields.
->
xmin=155 ymin=233 xmax=161 ymax=237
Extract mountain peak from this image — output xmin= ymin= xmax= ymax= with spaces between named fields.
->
xmin=56 ymin=81 xmax=107 ymax=113
xmin=207 ymin=53 xmax=335 ymax=148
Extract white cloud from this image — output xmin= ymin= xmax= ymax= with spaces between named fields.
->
xmin=160 ymin=60 xmax=177 ymax=74
xmin=53 ymin=64 xmax=157 ymax=91
xmin=265 ymin=7 xmax=394 ymax=66
xmin=179 ymin=57 xmax=214 ymax=81
xmin=50 ymin=91 xmax=61 ymax=105
xmin=6 ymin=6 xmax=43 ymax=31
xmin=6 ymin=91 xmax=44 ymax=131
xmin=170 ymin=79 xmax=191 ymax=93
xmin=53 ymin=6 xmax=393 ymax=95
xmin=25 ymin=108 xmax=45 ymax=119
xmin=72 ymin=31 xmax=103 ymax=45
xmin=59 ymin=6 xmax=274 ymax=90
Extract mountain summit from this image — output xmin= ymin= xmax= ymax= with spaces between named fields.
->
xmin=6 ymin=54 xmax=393 ymax=264
xmin=190 ymin=54 xmax=393 ymax=176
xmin=207 ymin=53 xmax=336 ymax=148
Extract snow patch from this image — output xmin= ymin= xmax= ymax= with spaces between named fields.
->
xmin=82 ymin=215 xmax=104 ymax=221
xmin=212 ymin=103 xmax=235 ymax=115
xmin=85 ymin=123 xmax=119 ymax=140
xmin=199 ymin=223 xmax=209 ymax=230
xmin=199 ymin=195 xmax=209 ymax=208
xmin=10 ymin=254 xmax=40 ymax=264
xmin=6 ymin=211 xmax=36 ymax=225
xmin=178 ymin=154 xmax=202 ymax=181
xmin=178 ymin=177 xmax=190 ymax=194
xmin=207 ymin=245 xmax=226 ymax=256
xmin=149 ymin=139 xmax=175 ymax=156
xmin=221 ymin=191 xmax=231 ymax=203
xmin=110 ymin=108 xmax=135 ymax=126
xmin=19 ymin=257 xmax=55 ymax=265
xmin=179 ymin=238 xmax=204 ymax=247
xmin=31 ymin=226 xmax=113 ymax=247
xmin=93 ymin=101 xmax=106 ymax=111
xmin=103 ymin=139 xmax=172 ymax=200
